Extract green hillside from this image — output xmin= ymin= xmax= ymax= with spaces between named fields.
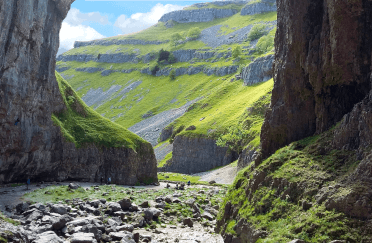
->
xmin=57 ymin=10 xmax=276 ymax=133
xmin=53 ymin=72 xmax=147 ymax=151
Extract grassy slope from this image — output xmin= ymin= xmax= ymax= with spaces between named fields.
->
xmin=218 ymin=125 xmax=369 ymax=242
xmin=53 ymin=72 xmax=147 ymax=150
xmin=57 ymin=10 xmax=276 ymax=158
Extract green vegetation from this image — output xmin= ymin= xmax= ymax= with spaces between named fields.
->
xmin=167 ymin=79 xmax=273 ymax=145
xmin=218 ymin=125 xmax=368 ymax=242
xmin=187 ymin=27 xmax=202 ymax=40
xmin=158 ymin=152 xmax=172 ymax=167
xmin=232 ymin=46 xmax=242 ymax=58
xmin=0 ymin=212 xmax=20 ymax=226
xmin=247 ymin=24 xmax=267 ymax=41
xmin=256 ymin=28 xmax=275 ymax=54
xmin=53 ymin=72 xmax=146 ymax=150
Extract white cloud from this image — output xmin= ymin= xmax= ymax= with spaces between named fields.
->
xmin=64 ymin=8 xmax=110 ymax=26
xmin=114 ymin=3 xmax=184 ymax=34
xmin=59 ymin=22 xmax=106 ymax=51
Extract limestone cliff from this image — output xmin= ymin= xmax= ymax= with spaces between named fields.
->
xmin=261 ymin=0 xmax=372 ymax=159
xmin=159 ymin=8 xmax=239 ymax=23
xmin=0 ymin=0 xmax=157 ymax=185
xmin=158 ymin=135 xmax=237 ymax=174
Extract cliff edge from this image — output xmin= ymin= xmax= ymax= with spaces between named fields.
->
xmin=0 ymin=0 xmax=157 ymax=185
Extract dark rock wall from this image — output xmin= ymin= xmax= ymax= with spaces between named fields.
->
xmin=261 ymin=0 xmax=372 ymax=159
xmin=0 ymin=0 xmax=157 ymax=185
xmin=159 ymin=135 xmax=236 ymax=174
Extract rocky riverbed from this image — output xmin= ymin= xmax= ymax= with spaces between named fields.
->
xmin=0 ymin=182 xmax=225 ymax=243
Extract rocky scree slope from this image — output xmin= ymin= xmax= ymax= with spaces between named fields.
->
xmin=0 ymin=0 xmax=157 ymax=185
xmin=218 ymin=0 xmax=372 ymax=242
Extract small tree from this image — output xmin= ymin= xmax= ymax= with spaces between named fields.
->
xmin=169 ymin=69 xmax=176 ymax=80
xmin=171 ymin=33 xmax=183 ymax=46
xmin=247 ymin=24 xmax=267 ymax=41
xmin=256 ymin=34 xmax=274 ymax=54
xmin=158 ymin=49 xmax=170 ymax=63
xmin=187 ymin=27 xmax=201 ymax=40
xmin=232 ymin=46 xmax=242 ymax=58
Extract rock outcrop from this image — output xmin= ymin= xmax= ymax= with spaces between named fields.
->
xmin=261 ymin=0 xmax=372 ymax=159
xmin=190 ymin=1 xmax=248 ymax=9
xmin=241 ymin=0 xmax=277 ymax=16
xmin=159 ymin=135 xmax=237 ymax=174
xmin=159 ymin=8 xmax=239 ymax=23
xmin=0 ymin=0 xmax=157 ymax=185
xmin=242 ymin=54 xmax=274 ymax=86
xmin=74 ymin=39 xmax=168 ymax=48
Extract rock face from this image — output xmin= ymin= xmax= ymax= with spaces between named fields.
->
xmin=0 ymin=0 xmax=157 ymax=185
xmin=74 ymin=39 xmax=168 ymax=48
xmin=241 ymin=0 xmax=277 ymax=16
xmin=159 ymin=135 xmax=237 ymax=174
xmin=159 ymin=8 xmax=239 ymax=23
xmin=261 ymin=0 xmax=372 ymax=159
xmin=242 ymin=54 xmax=274 ymax=86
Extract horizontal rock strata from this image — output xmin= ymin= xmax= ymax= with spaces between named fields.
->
xmin=241 ymin=0 xmax=277 ymax=16
xmin=159 ymin=8 xmax=239 ymax=23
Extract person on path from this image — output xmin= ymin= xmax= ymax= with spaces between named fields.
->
xmin=26 ymin=178 xmax=30 ymax=190
xmin=187 ymin=180 xmax=191 ymax=186
xmin=108 ymin=177 xmax=111 ymax=185
xmin=100 ymin=177 xmax=103 ymax=185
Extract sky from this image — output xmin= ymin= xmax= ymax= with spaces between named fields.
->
xmin=58 ymin=0 xmax=215 ymax=55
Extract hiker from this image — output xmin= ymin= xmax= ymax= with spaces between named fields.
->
xmin=14 ymin=118 xmax=20 ymax=126
xmin=175 ymin=183 xmax=179 ymax=190
xmin=108 ymin=177 xmax=111 ymax=185
xmin=187 ymin=180 xmax=191 ymax=186
xmin=100 ymin=177 xmax=103 ymax=185
xmin=26 ymin=178 xmax=30 ymax=190
xmin=166 ymin=183 xmax=170 ymax=188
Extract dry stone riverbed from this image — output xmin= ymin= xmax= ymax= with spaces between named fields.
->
xmin=0 ymin=182 xmax=225 ymax=243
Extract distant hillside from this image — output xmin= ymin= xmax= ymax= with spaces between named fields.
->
xmin=56 ymin=0 xmax=277 ymax=173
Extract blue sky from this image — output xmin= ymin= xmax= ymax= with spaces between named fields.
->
xmin=59 ymin=0 xmax=214 ymax=54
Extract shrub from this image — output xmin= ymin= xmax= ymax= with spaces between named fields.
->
xmin=247 ymin=24 xmax=267 ymax=41
xmin=168 ymin=53 xmax=176 ymax=64
xmin=256 ymin=34 xmax=274 ymax=54
xmin=169 ymin=69 xmax=176 ymax=80
xmin=187 ymin=27 xmax=201 ymax=40
xmin=158 ymin=49 xmax=170 ymax=63
xmin=232 ymin=46 xmax=242 ymax=58
xmin=171 ymin=33 xmax=183 ymax=46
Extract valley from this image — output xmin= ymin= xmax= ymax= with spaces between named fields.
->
xmin=1 ymin=0 xmax=372 ymax=242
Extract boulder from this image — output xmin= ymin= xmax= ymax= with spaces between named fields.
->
xmin=118 ymin=198 xmax=132 ymax=210
xmin=107 ymin=202 xmax=122 ymax=212
xmin=52 ymin=215 xmax=72 ymax=230
xmin=183 ymin=218 xmax=193 ymax=227
xmin=69 ymin=183 xmax=81 ymax=189
xmin=34 ymin=231 xmax=63 ymax=243
xmin=50 ymin=204 xmax=69 ymax=215
xmin=71 ymin=232 xmax=97 ymax=243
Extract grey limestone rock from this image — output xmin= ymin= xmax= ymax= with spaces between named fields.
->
xmin=237 ymin=148 xmax=258 ymax=171
xmin=56 ymin=66 xmax=70 ymax=72
xmin=241 ymin=0 xmax=277 ymax=16
xmin=74 ymin=39 xmax=168 ymax=48
xmin=242 ymin=54 xmax=274 ymax=85
xmin=159 ymin=8 xmax=239 ymax=23
xmin=76 ymin=67 xmax=104 ymax=73
xmin=34 ymin=231 xmax=63 ymax=243
xmin=159 ymin=135 xmax=236 ymax=174
xmin=172 ymin=49 xmax=197 ymax=62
